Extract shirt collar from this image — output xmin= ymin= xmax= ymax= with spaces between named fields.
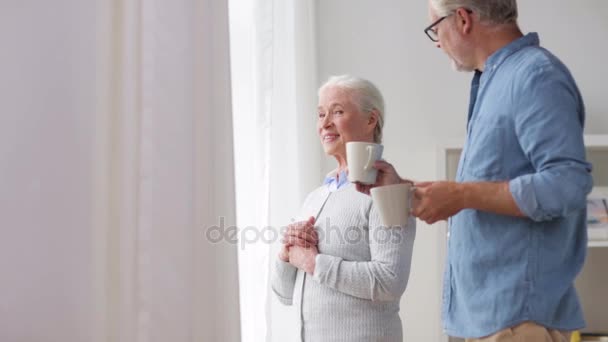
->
xmin=323 ymin=169 xmax=350 ymax=192
xmin=484 ymin=32 xmax=540 ymax=72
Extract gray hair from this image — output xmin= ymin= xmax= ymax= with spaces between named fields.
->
xmin=430 ymin=0 xmax=518 ymax=25
xmin=318 ymin=75 xmax=385 ymax=144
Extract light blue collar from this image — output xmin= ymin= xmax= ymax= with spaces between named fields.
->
xmin=323 ymin=169 xmax=350 ymax=192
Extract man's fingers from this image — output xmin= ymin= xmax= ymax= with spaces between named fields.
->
xmin=414 ymin=187 xmax=426 ymax=200
xmin=355 ymin=182 xmax=372 ymax=195
xmin=424 ymin=215 xmax=440 ymax=225
xmin=414 ymin=181 xmax=433 ymax=188
xmin=373 ymin=159 xmax=393 ymax=172
xmin=415 ymin=209 xmax=443 ymax=225
xmin=411 ymin=206 xmax=422 ymax=218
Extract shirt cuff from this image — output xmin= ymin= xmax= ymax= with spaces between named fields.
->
xmin=509 ymin=175 xmax=544 ymax=221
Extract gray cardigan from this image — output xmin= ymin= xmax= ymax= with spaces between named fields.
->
xmin=272 ymin=184 xmax=416 ymax=342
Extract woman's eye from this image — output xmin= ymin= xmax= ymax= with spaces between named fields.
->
xmin=334 ymin=110 xmax=344 ymax=115
xmin=318 ymin=113 xmax=326 ymax=118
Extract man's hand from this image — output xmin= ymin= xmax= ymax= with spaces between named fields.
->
xmin=412 ymin=181 xmax=465 ymax=224
xmin=288 ymin=245 xmax=318 ymax=274
xmin=411 ymin=181 xmax=524 ymax=224
xmin=278 ymin=216 xmax=317 ymax=262
xmin=355 ymin=160 xmax=407 ymax=195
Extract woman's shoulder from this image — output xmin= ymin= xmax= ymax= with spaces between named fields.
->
xmin=303 ymin=183 xmax=372 ymax=209
xmin=328 ymin=184 xmax=374 ymax=216
xmin=341 ymin=183 xmax=372 ymax=197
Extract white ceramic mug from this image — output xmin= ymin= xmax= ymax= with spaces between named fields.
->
xmin=346 ymin=142 xmax=384 ymax=184
xmin=371 ymin=183 xmax=415 ymax=227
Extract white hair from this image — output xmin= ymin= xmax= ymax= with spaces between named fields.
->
xmin=318 ymin=75 xmax=385 ymax=143
xmin=430 ymin=0 xmax=518 ymax=25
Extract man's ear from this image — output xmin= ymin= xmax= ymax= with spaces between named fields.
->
xmin=456 ymin=8 xmax=473 ymax=34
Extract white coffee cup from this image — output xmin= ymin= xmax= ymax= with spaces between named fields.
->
xmin=346 ymin=142 xmax=384 ymax=184
xmin=371 ymin=183 xmax=415 ymax=227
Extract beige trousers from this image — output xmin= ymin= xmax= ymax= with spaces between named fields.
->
xmin=465 ymin=322 xmax=571 ymax=342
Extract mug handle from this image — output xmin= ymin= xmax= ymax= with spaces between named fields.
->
xmin=364 ymin=145 xmax=374 ymax=171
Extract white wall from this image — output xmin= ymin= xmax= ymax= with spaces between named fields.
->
xmin=0 ymin=1 xmax=96 ymax=341
xmin=316 ymin=1 xmax=608 ymax=340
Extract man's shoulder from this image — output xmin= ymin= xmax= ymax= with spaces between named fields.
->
xmin=506 ymin=45 xmax=569 ymax=78
xmin=496 ymin=45 xmax=578 ymax=98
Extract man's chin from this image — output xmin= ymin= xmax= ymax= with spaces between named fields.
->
xmin=451 ymin=59 xmax=474 ymax=72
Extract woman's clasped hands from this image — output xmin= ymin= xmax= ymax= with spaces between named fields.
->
xmin=279 ymin=216 xmax=319 ymax=274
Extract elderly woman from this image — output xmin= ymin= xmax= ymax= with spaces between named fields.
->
xmin=271 ymin=75 xmax=416 ymax=342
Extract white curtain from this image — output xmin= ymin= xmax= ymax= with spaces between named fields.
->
xmin=229 ymin=0 xmax=321 ymax=341
xmin=93 ymin=0 xmax=240 ymax=341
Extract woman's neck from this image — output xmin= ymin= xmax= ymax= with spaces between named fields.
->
xmin=334 ymin=155 xmax=347 ymax=174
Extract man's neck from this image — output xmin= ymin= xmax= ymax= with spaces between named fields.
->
xmin=474 ymin=25 xmax=524 ymax=72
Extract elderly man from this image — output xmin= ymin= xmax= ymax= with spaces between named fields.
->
xmin=357 ymin=1 xmax=593 ymax=341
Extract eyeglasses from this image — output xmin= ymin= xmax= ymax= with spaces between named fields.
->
xmin=424 ymin=9 xmax=473 ymax=42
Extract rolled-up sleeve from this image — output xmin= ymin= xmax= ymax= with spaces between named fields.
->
xmin=312 ymin=206 xmax=416 ymax=302
xmin=509 ymin=64 xmax=593 ymax=222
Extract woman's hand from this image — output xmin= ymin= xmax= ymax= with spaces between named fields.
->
xmin=278 ymin=244 xmax=291 ymax=262
xmin=289 ymin=245 xmax=318 ymax=274
xmin=283 ymin=216 xmax=318 ymax=248
xmin=278 ymin=216 xmax=317 ymax=262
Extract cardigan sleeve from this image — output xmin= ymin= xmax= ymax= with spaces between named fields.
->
xmin=271 ymin=257 xmax=298 ymax=305
xmin=311 ymin=204 xmax=416 ymax=302
xmin=270 ymin=188 xmax=322 ymax=305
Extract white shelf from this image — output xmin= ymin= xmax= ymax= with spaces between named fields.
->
xmin=588 ymin=240 xmax=608 ymax=248
xmin=584 ymin=134 xmax=608 ymax=149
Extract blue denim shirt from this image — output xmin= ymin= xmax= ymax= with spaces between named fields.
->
xmin=444 ymin=33 xmax=593 ymax=338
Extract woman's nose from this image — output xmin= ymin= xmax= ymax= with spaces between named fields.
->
xmin=436 ymin=42 xmax=441 ymax=49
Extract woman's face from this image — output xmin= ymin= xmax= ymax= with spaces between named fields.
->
xmin=317 ymin=86 xmax=376 ymax=159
